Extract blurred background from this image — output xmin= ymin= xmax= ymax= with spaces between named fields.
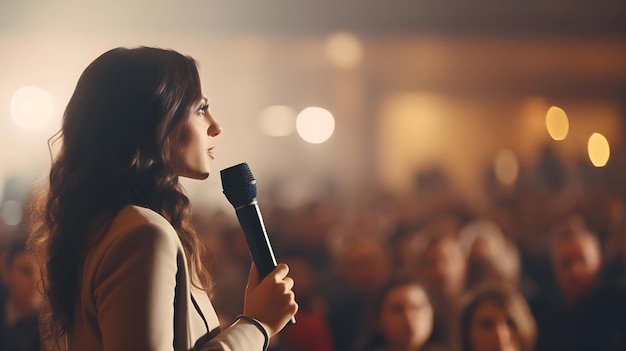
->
xmin=1 ymin=1 xmax=626 ymax=350
xmin=1 ymin=0 xmax=625 ymax=211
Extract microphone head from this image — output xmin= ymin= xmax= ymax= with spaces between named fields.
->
xmin=220 ymin=162 xmax=257 ymax=208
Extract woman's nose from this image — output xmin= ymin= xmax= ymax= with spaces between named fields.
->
xmin=207 ymin=115 xmax=222 ymax=137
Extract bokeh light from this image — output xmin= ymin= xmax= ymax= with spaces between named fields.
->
xmin=545 ymin=106 xmax=569 ymax=141
xmin=11 ymin=86 xmax=55 ymax=130
xmin=258 ymin=105 xmax=297 ymax=137
xmin=325 ymin=32 xmax=363 ymax=68
xmin=296 ymin=107 xmax=335 ymax=144
xmin=1 ymin=200 xmax=23 ymax=226
xmin=587 ymin=132 xmax=610 ymax=167
xmin=494 ymin=148 xmax=519 ymax=185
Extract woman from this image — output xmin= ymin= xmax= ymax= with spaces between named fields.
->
xmin=359 ymin=278 xmax=436 ymax=351
xmin=29 ymin=47 xmax=298 ymax=351
xmin=459 ymin=283 xmax=535 ymax=351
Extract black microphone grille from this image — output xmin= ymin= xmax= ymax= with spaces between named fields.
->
xmin=220 ymin=162 xmax=258 ymax=208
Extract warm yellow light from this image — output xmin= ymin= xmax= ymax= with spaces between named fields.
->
xmin=545 ymin=106 xmax=569 ymax=140
xmin=11 ymin=86 xmax=55 ymax=130
xmin=494 ymin=149 xmax=519 ymax=186
xmin=296 ymin=107 xmax=335 ymax=144
xmin=587 ymin=133 xmax=610 ymax=167
xmin=325 ymin=32 xmax=363 ymax=68
xmin=258 ymin=105 xmax=296 ymax=137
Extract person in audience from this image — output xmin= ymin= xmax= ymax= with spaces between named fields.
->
xmin=358 ymin=277 xmax=437 ymax=351
xmin=325 ymin=235 xmax=391 ymax=351
xmin=408 ymin=220 xmax=466 ymax=350
xmin=460 ymin=282 xmax=536 ymax=351
xmin=458 ymin=219 xmax=521 ymax=290
xmin=551 ymin=216 xmax=603 ymax=306
xmin=0 ymin=238 xmax=42 ymax=351
xmin=533 ymin=215 xmax=626 ymax=350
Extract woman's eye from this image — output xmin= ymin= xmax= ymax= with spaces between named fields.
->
xmin=197 ymin=104 xmax=209 ymax=114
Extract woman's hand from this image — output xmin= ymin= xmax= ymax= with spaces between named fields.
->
xmin=243 ymin=263 xmax=298 ymax=337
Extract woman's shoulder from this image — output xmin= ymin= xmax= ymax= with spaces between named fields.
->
xmin=116 ymin=205 xmax=172 ymax=226
xmin=93 ymin=205 xmax=181 ymax=255
xmin=111 ymin=205 xmax=175 ymax=234
xmin=83 ymin=205 xmax=184 ymax=289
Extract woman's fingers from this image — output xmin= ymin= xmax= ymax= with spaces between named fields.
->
xmin=282 ymin=277 xmax=295 ymax=292
xmin=243 ymin=263 xmax=298 ymax=336
xmin=270 ymin=263 xmax=289 ymax=282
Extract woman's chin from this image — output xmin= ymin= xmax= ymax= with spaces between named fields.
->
xmin=180 ymin=171 xmax=210 ymax=180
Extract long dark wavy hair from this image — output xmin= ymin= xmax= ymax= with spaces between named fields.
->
xmin=28 ymin=47 xmax=212 ymax=349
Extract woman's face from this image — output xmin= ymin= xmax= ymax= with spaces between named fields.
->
xmin=469 ymin=301 xmax=520 ymax=351
xmin=171 ymin=97 xmax=222 ymax=179
xmin=379 ymin=284 xmax=434 ymax=349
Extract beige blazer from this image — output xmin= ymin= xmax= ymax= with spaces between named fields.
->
xmin=69 ymin=205 xmax=265 ymax=351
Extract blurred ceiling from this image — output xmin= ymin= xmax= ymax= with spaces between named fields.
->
xmin=1 ymin=1 xmax=625 ymax=37
xmin=199 ymin=1 xmax=626 ymax=37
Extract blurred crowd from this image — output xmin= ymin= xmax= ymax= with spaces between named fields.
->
xmin=1 ymin=145 xmax=626 ymax=351
xmin=203 ymin=148 xmax=626 ymax=351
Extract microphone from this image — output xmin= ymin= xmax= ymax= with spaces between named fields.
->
xmin=220 ymin=162 xmax=296 ymax=326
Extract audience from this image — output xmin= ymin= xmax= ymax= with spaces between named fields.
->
xmin=2 ymin=149 xmax=626 ymax=351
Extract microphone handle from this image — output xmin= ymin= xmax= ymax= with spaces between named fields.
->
xmin=235 ymin=203 xmax=296 ymax=326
